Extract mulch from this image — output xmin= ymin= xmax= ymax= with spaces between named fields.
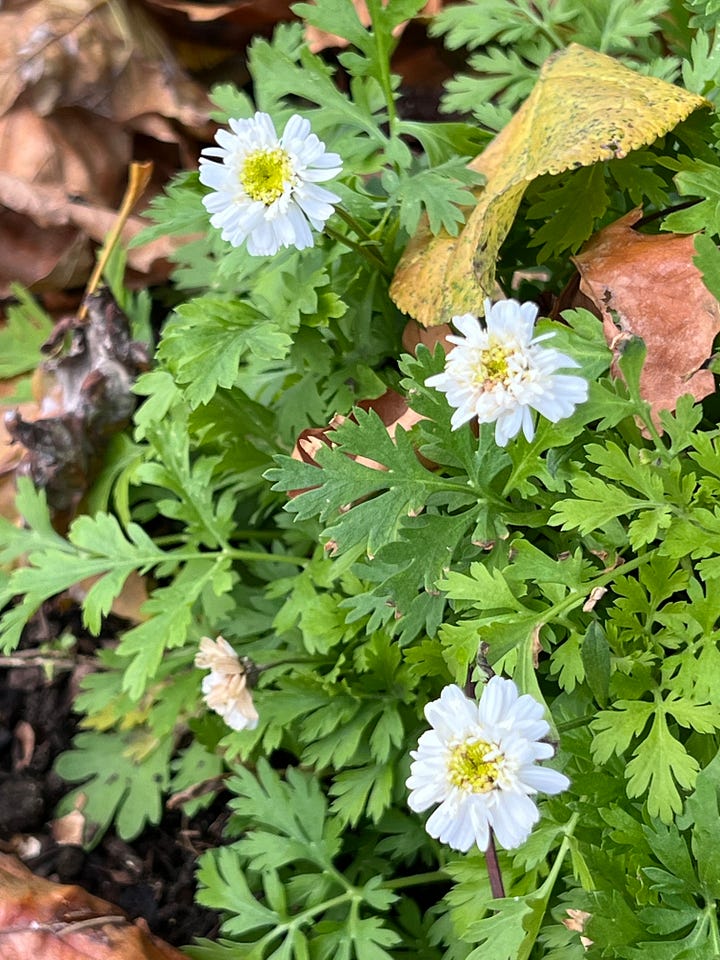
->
xmin=0 ymin=601 xmax=224 ymax=948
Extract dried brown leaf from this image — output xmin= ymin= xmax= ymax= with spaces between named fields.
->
xmin=6 ymin=289 xmax=150 ymax=530
xmin=0 ymin=171 xmax=178 ymax=295
xmin=0 ymin=0 xmax=211 ymax=129
xmin=0 ymin=0 xmax=211 ymax=293
xmin=0 ymin=853 xmax=186 ymax=960
xmin=390 ymin=44 xmax=707 ymax=326
xmin=572 ymin=209 xmax=720 ymax=419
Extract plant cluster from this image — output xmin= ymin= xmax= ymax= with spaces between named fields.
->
xmin=2 ymin=0 xmax=720 ymax=957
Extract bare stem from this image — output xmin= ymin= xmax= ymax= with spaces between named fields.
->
xmin=485 ymin=830 xmax=506 ymax=899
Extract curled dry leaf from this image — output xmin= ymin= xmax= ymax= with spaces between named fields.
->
xmin=0 ymin=0 xmax=212 ymax=294
xmin=390 ymin=43 xmax=707 ymax=326
xmin=0 ymin=853 xmax=186 ymax=960
xmin=572 ymin=208 xmax=720 ymax=420
xmin=582 ymin=585 xmax=608 ymax=612
xmin=562 ymin=908 xmax=594 ymax=948
xmin=401 ymin=318 xmax=453 ymax=355
xmin=0 ymin=0 xmax=211 ymax=130
xmin=143 ymin=0 xmax=298 ymax=51
xmin=0 ymin=170 xmax=177 ymax=295
xmin=5 ymin=288 xmax=150 ymax=531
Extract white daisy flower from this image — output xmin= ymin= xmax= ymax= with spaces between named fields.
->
xmin=406 ymin=678 xmax=570 ymax=853
xmin=195 ymin=636 xmax=259 ymax=732
xmin=199 ymin=111 xmax=342 ymax=256
xmin=425 ymin=298 xmax=588 ymax=446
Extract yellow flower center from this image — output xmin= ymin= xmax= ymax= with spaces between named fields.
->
xmin=240 ymin=147 xmax=293 ymax=204
xmin=474 ymin=344 xmax=511 ymax=390
xmin=448 ymin=739 xmax=502 ymax=793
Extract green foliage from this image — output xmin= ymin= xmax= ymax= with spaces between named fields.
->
xmin=194 ymin=761 xmax=401 ymax=960
xmin=0 ymin=285 xmax=53 ymax=382
xmin=432 ymin=0 xmax=674 ymax=131
xmin=55 ymin=731 xmax=172 ymax=848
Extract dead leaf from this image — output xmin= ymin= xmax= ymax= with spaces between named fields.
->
xmin=0 ymin=853 xmax=187 ymax=960
xmin=572 ymin=208 xmax=720 ymax=420
xmin=51 ymin=796 xmax=87 ymax=847
xmin=390 ymin=43 xmax=707 ymax=326
xmin=401 ymin=318 xmax=453 ymax=355
xmin=0 ymin=171 xmax=176 ymax=296
xmin=582 ymin=585 xmax=608 ymax=612
xmin=562 ymin=908 xmax=593 ymax=948
xmin=0 ymin=0 xmax=211 ymax=294
xmin=6 ymin=289 xmax=150 ymax=531
xmin=143 ymin=0 xmax=298 ymax=52
xmin=0 ymin=0 xmax=210 ymax=130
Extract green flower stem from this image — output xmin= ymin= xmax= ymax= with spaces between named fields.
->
xmin=324 ymin=223 xmax=390 ymax=275
xmin=538 ymin=550 xmax=656 ymax=631
xmin=223 ymin=547 xmax=308 ymax=565
xmin=556 ymin=714 xmax=596 ymax=733
xmin=333 ymin=203 xmax=376 ymax=243
xmin=385 ymin=870 xmax=450 ymax=890
xmin=365 ymin=0 xmax=398 ymax=133
xmin=257 ymin=892 xmax=355 ymax=951
xmin=706 ymin=901 xmax=720 ymax=955
xmin=159 ymin=548 xmax=308 ymax=566
xmin=547 ymin=811 xmax=580 ymax=886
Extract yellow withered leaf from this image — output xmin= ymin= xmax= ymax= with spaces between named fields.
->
xmin=390 ymin=43 xmax=707 ymax=326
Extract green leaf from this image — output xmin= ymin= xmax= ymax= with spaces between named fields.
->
xmin=117 ymin=560 xmax=220 ymax=699
xmin=581 ymin=622 xmax=611 ymax=706
xmin=385 ymin=159 xmax=484 ymax=236
xmin=55 ymin=731 xmax=172 ymax=847
xmin=329 ymin=763 xmax=394 ymax=826
xmin=267 ymin=408 xmax=452 ymax=556
xmin=663 ymin=159 xmax=720 ymax=236
xmin=693 ymin=233 xmax=720 ymax=300
xmin=526 ymin=164 xmax=609 ymax=261
xmin=0 ymin=497 xmax=166 ymax=653
xmin=550 ymin=475 xmax=650 ymax=535
xmin=0 ymin=285 xmax=53 ymax=377
xmin=228 ymin=759 xmax=342 ymax=870
xmin=625 ymin=709 xmax=699 ymax=822
xmin=196 ymin=847 xmax=281 ymax=936
xmin=158 ymin=298 xmax=292 ymax=408
xmin=396 ymin=120 xmax=490 ymax=166
xmin=684 ymin=752 xmax=720 ymax=897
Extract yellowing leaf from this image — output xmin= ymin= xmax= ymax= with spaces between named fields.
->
xmin=390 ymin=43 xmax=707 ymax=326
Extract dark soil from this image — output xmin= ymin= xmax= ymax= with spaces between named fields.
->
xmin=0 ymin=602 xmax=225 ymax=949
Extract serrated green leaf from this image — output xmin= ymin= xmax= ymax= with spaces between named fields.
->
xmin=158 ymin=298 xmax=292 ymax=408
xmin=0 ymin=285 xmax=53 ymax=377
xmin=55 ymin=731 xmax=171 ymax=848
xmin=196 ymin=847 xmax=280 ymax=935
xmin=683 ymin=752 xmax=720 ymax=898
xmin=663 ymin=159 xmax=720 ymax=236
xmin=693 ymin=232 xmax=720 ymax=300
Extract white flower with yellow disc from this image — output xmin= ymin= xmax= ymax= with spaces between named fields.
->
xmin=426 ymin=298 xmax=588 ymax=446
xmin=406 ymin=678 xmax=570 ymax=852
xmin=199 ymin=112 xmax=342 ymax=256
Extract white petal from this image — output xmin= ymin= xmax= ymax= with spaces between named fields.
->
xmin=199 ymin=111 xmax=341 ymax=256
